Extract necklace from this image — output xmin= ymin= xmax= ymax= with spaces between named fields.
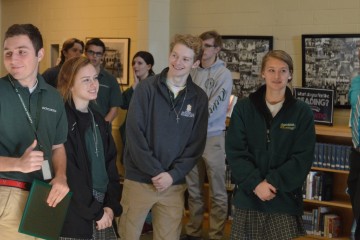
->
xmin=168 ymin=87 xmax=187 ymax=123
xmin=88 ymin=108 xmax=99 ymax=157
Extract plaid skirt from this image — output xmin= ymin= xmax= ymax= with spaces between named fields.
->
xmin=59 ymin=222 xmax=117 ymax=240
xmin=230 ymin=208 xmax=306 ymax=240
xmin=59 ymin=190 xmax=118 ymax=240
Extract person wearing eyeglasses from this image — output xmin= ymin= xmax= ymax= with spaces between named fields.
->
xmin=183 ymin=30 xmax=233 ymax=240
xmin=42 ymin=38 xmax=84 ymax=88
xmin=85 ymin=38 xmax=123 ymax=123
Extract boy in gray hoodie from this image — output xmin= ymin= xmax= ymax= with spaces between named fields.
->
xmin=184 ymin=30 xmax=233 ymax=240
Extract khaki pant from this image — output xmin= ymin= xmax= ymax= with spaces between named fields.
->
xmin=0 ymin=186 xmax=38 ymax=240
xmin=120 ymin=179 xmax=186 ymax=240
xmin=185 ymin=133 xmax=228 ymax=239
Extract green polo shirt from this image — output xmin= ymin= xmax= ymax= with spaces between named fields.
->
xmin=93 ymin=68 xmax=123 ymax=117
xmin=0 ymin=74 xmax=68 ymax=183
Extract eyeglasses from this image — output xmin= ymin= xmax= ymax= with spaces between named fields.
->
xmin=203 ymin=44 xmax=217 ymax=49
xmin=86 ymin=50 xmax=103 ymax=57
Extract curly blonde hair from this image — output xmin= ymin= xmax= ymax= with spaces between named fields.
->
xmin=170 ymin=34 xmax=203 ymax=62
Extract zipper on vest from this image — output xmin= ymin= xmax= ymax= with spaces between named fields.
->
xmin=266 ymin=128 xmax=271 ymax=148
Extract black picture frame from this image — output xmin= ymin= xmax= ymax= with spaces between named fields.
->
xmin=86 ymin=37 xmax=130 ymax=85
xmin=219 ymin=35 xmax=273 ymax=99
xmin=302 ymin=34 xmax=360 ymax=108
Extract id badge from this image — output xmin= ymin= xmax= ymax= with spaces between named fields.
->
xmin=42 ymin=160 xmax=52 ymax=180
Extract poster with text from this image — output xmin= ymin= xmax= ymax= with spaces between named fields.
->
xmin=294 ymin=87 xmax=334 ymax=125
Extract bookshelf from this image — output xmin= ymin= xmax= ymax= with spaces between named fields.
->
xmin=301 ymin=125 xmax=353 ymax=239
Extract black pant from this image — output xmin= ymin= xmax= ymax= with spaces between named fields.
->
xmin=348 ymin=149 xmax=360 ymax=239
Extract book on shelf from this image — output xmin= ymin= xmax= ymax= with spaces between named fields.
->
xmin=224 ymin=163 xmax=235 ymax=220
xmin=313 ymin=142 xmax=351 ymax=171
xmin=227 ymin=200 xmax=235 ymax=221
xmin=226 ymin=95 xmax=238 ymax=118
xmin=335 ymin=144 xmax=341 ymax=170
xmin=323 ymin=214 xmax=341 ymax=238
xmin=302 ymin=210 xmax=314 ymax=234
xmin=345 ymin=147 xmax=351 ymax=170
xmin=302 ymin=209 xmax=341 ymax=238
xmin=225 ymin=164 xmax=235 ymax=190
xmin=316 ymin=206 xmax=331 ymax=236
xmin=302 ymin=171 xmax=333 ymax=201
xmin=305 ymin=171 xmax=317 ymax=200
xmin=351 ymin=219 xmax=357 ymax=237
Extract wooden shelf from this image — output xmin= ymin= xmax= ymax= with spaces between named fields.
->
xmin=315 ymin=125 xmax=351 ymax=138
xmin=304 ymin=124 xmax=353 ymax=239
xmin=311 ymin=167 xmax=349 ymax=175
xmin=304 ymin=199 xmax=352 ymax=209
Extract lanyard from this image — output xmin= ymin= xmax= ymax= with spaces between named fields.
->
xmin=7 ymin=74 xmax=43 ymax=148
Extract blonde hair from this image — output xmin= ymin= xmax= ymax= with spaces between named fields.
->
xmin=170 ymin=34 xmax=203 ymax=62
xmin=261 ymin=50 xmax=294 ymax=82
xmin=57 ymin=56 xmax=91 ymax=104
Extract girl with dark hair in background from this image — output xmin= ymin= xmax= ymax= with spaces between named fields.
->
xmin=120 ymin=51 xmax=155 ymax=144
xmin=43 ymin=38 xmax=84 ymax=87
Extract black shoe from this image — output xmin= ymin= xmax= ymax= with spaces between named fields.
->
xmin=180 ymin=235 xmax=203 ymax=240
xmin=141 ymin=222 xmax=153 ymax=235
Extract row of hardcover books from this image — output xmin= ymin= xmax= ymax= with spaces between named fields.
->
xmin=313 ymin=142 xmax=351 ymax=170
xmin=303 ymin=207 xmax=340 ymax=238
xmin=302 ymin=171 xmax=333 ymax=201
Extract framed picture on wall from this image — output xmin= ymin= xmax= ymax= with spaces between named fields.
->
xmin=219 ymin=35 xmax=273 ymax=99
xmin=302 ymin=34 xmax=360 ymax=108
xmin=86 ymin=37 xmax=130 ymax=85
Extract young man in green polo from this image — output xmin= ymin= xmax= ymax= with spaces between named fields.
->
xmin=84 ymin=38 xmax=123 ymax=123
xmin=0 ymin=24 xmax=69 ymax=239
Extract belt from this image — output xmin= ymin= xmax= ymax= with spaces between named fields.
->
xmin=0 ymin=178 xmax=31 ymax=191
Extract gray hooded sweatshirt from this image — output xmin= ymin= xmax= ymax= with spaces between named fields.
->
xmin=191 ymin=58 xmax=233 ymax=137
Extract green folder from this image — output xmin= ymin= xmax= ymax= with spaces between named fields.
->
xmin=18 ymin=179 xmax=72 ymax=240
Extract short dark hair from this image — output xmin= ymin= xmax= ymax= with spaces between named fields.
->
xmin=59 ymin=38 xmax=84 ymax=65
xmin=85 ymin=38 xmax=105 ymax=52
xmin=132 ymin=51 xmax=155 ymax=75
xmin=4 ymin=24 xmax=43 ymax=55
xmin=199 ymin=30 xmax=223 ymax=48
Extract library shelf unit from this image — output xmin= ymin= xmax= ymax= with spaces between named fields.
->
xmin=301 ymin=125 xmax=353 ymax=240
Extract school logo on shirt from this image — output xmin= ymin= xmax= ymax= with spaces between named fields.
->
xmin=42 ymin=106 xmax=57 ymax=113
xmin=205 ymin=77 xmax=215 ymax=90
xmin=280 ymin=123 xmax=296 ymax=130
xmin=181 ymin=104 xmax=195 ymax=118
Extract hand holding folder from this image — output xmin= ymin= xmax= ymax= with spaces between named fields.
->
xmin=18 ymin=179 xmax=72 ymax=240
